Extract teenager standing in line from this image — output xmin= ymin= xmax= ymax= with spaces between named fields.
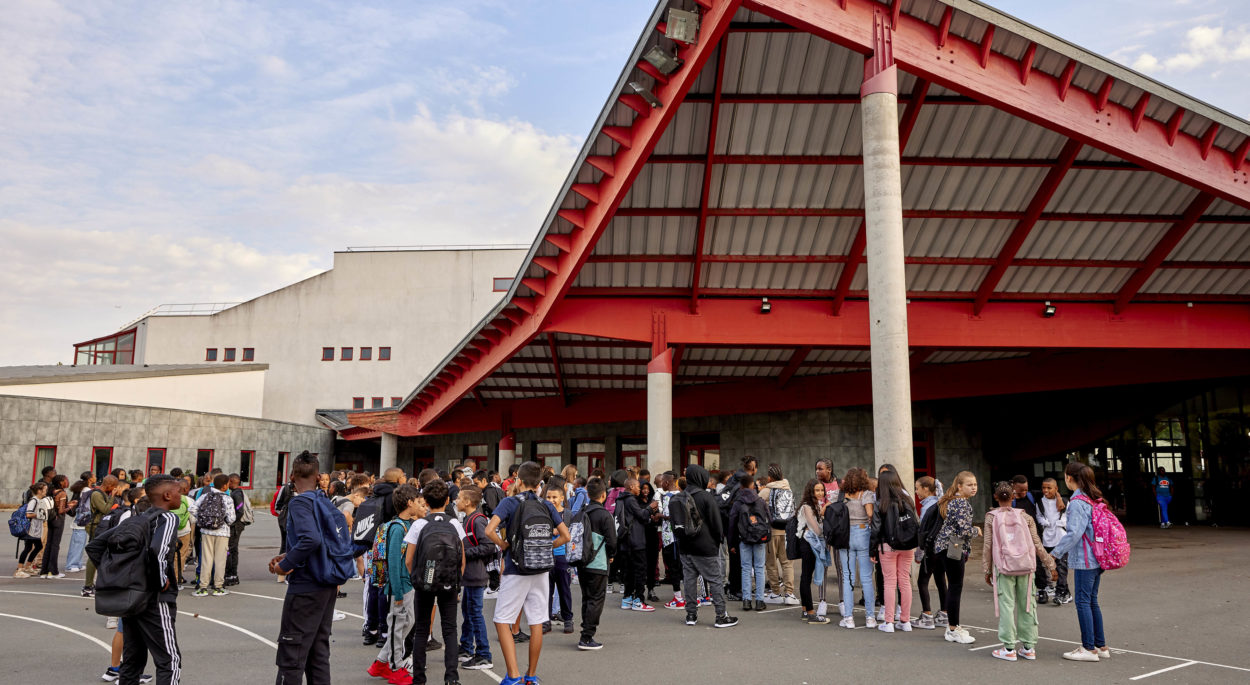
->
xmin=934 ymin=470 xmax=979 ymax=645
xmin=1052 ymin=463 xmax=1111 ymax=663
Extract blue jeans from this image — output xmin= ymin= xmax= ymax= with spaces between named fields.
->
xmin=66 ymin=528 xmax=87 ymax=569
xmin=839 ymin=525 xmax=874 ymax=618
xmin=1157 ymin=494 xmax=1172 ymax=524
xmin=739 ymin=542 xmax=767 ymax=601
xmin=1074 ymin=568 xmax=1106 ymax=650
xmin=459 ymin=586 xmax=491 ymax=660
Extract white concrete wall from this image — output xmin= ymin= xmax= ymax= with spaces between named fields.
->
xmin=0 ymin=370 xmax=265 ymax=418
xmin=133 ymin=248 xmax=525 ymax=425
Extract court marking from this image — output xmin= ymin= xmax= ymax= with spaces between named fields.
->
xmin=968 ymin=643 xmax=1004 ymax=652
xmin=229 ymin=590 xmax=366 ymax=620
xmin=1130 ymin=661 xmax=1198 ymax=681
xmin=0 ymin=611 xmax=111 ymax=652
xmin=177 ymin=610 xmax=277 ymax=648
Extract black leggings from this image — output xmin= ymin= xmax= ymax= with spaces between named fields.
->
xmin=940 ymin=553 xmax=966 ymax=626
xmin=40 ymin=519 xmax=64 ymax=576
xmin=19 ymin=538 xmax=43 ymax=565
xmin=622 ymin=548 xmax=647 ymax=601
xmin=917 ymin=556 xmax=947 ymax=613
xmin=799 ymin=541 xmax=816 ymax=611
xmin=662 ymin=543 xmax=683 ymax=592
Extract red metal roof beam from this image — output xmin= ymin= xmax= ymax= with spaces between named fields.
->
xmin=690 ymin=37 xmax=729 ymax=314
xmin=547 ymin=333 xmax=568 ymax=407
xmin=777 ymin=346 xmax=813 ymax=388
xmin=1113 ymin=192 xmax=1216 ymax=314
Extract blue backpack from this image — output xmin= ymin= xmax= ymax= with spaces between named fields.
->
xmin=8 ymin=506 xmax=32 ymax=539
xmin=304 ymin=493 xmax=356 ymax=586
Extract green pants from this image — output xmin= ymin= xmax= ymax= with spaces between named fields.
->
xmin=996 ymin=572 xmax=1039 ymax=649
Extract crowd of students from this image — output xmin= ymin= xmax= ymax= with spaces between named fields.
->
xmin=15 ymin=451 xmax=1122 ymax=685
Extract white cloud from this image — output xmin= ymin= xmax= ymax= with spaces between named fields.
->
xmin=1129 ymin=24 xmax=1250 ymax=74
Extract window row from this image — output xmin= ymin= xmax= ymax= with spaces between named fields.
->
xmin=322 ymin=346 xmax=390 ymax=362
xmin=352 ymin=397 xmax=403 ymax=410
xmin=35 ymin=445 xmax=257 ymax=489
xmin=205 ymin=348 xmax=255 ymax=362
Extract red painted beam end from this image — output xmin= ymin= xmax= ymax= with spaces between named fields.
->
xmin=602 ymin=125 xmax=634 ymax=149
xmin=1200 ymin=124 xmax=1220 ymax=161
xmin=1019 ymin=43 xmax=1036 ymax=86
xmin=1131 ymin=93 xmax=1151 ymax=132
xmin=1095 ymin=76 xmax=1114 ymax=112
xmin=532 ymin=256 xmax=561 ymax=274
xmin=978 ymin=26 xmax=995 ymax=69
xmin=544 ymin=232 xmax=573 ymax=253
xmin=522 ymin=276 xmax=548 ymax=296
xmin=586 ymin=155 xmax=616 ymax=177
xmin=1057 ymin=60 xmax=1076 ymax=102
xmin=1166 ymin=109 xmax=1185 ymax=146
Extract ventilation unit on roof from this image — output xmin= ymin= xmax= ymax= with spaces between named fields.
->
xmin=666 ymin=8 xmax=699 ymax=44
xmin=643 ymin=45 xmax=684 ymax=74
xmin=629 ymin=81 xmax=663 ymax=108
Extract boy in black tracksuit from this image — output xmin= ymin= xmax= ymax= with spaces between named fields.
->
xmin=577 ymin=478 xmax=617 ymax=650
xmin=617 ymin=478 xmax=656 ymax=610
xmin=674 ymin=465 xmax=736 ymax=628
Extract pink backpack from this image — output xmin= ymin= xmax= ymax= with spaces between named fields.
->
xmin=1073 ymin=494 xmax=1130 ymax=570
xmin=990 ymin=508 xmax=1038 ymax=616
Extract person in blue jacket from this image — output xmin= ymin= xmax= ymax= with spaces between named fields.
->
xmin=1152 ymin=467 xmax=1173 ymax=529
xmin=1051 ymin=462 xmax=1109 ymax=664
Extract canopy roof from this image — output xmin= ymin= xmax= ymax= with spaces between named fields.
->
xmin=348 ymin=0 xmax=1250 ymax=438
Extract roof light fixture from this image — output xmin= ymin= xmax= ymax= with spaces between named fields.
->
xmin=628 ymin=81 xmax=663 ymax=109
xmin=666 ymin=8 xmax=700 ymax=44
xmin=1042 ymin=301 xmax=1056 ymax=318
xmin=760 ymin=297 xmax=772 ymax=314
xmin=643 ymin=45 xmax=684 ymax=75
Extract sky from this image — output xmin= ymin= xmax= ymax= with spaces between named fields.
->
xmin=2 ymin=0 xmax=1248 ymax=366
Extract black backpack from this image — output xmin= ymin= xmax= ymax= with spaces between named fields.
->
xmin=196 ymin=492 xmax=228 ymax=530
xmin=95 ymin=505 xmax=133 ymax=538
xmin=874 ymin=503 xmax=920 ymax=551
xmin=507 ymin=495 xmax=555 ymax=575
xmin=823 ymin=491 xmax=850 ymax=549
xmin=414 ymin=514 xmax=463 ymax=592
xmin=671 ymin=491 xmax=703 ymax=538
xmin=737 ymin=497 xmax=771 ymax=544
xmin=351 ymin=495 xmax=384 ymax=557
xmin=86 ymin=509 xmax=156 ymax=617
xmin=784 ymin=515 xmax=801 ymax=560
xmin=918 ymin=504 xmax=944 ymax=558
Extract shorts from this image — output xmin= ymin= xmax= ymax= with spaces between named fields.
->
xmin=492 ymin=573 xmax=550 ymax=626
xmin=116 ymin=618 xmax=123 ymax=634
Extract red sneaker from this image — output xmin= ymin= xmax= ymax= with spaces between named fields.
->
xmin=387 ymin=668 xmax=413 ymax=685
xmin=664 ymin=598 xmax=686 ymax=609
xmin=367 ymin=660 xmax=394 ymax=679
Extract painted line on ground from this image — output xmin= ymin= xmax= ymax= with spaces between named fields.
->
xmin=0 ymin=612 xmax=111 ymax=652
xmin=756 ymin=605 xmax=803 ymax=614
xmin=1130 ymin=661 xmax=1198 ymax=681
xmin=228 ymin=590 xmax=367 ymax=620
xmin=969 ymin=643 xmax=1004 ymax=652
xmin=176 ymin=611 xmax=277 ymax=648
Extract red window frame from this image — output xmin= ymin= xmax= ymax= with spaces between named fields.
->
xmin=391 ymin=397 xmax=402 ymax=407
xmin=223 ymin=348 xmax=236 ymax=362
xmin=205 ymin=348 xmax=218 ymax=361
xmin=196 ymin=449 xmax=214 ymax=477
xmin=239 ymin=450 xmax=255 ymax=489
xmin=341 ymin=347 xmax=353 ymax=361
xmin=32 ymin=445 xmax=56 ymax=484
xmin=321 ymin=347 xmax=334 ymax=361
xmin=72 ymin=327 xmax=137 ymax=366
xmin=378 ymin=347 xmax=391 ymax=361
xmin=352 ymin=397 xmax=365 ymax=410
xmin=242 ymin=348 xmax=254 ymax=361
xmin=91 ymin=446 xmax=113 ymax=482
xmin=371 ymin=397 xmax=383 ymax=409
xmin=146 ymin=447 xmax=166 ymax=474
xmin=276 ymin=452 xmax=290 ymax=487
xmin=360 ymin=347 xmax=372 ymax=361
xmin=492 ymin=277 xmax=513 ymax=292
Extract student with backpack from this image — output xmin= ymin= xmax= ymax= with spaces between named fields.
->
xmin=188 ymin=473 xmax=235 ymax=597
xmin=795 ymin=479 xmax=831 ymax=624
xmin=12 ymin=482 xmax=49 ymax=577
xmin=655 ymin=474 xmax=685 ymax=609
xmin=758 ymin=464 xmax=797 ymax=605
xmin=728 ymin=473 xmax=771 ymax=613
xmin=454 ymin=485 xmax=496 ymax=671
xmin=83 ymin=475 xmax=120 ymax=597
xmin=982 ymin=481 xmax=1057 ymax=662
xmin=270 ymin=451 xmax=355 ymax=685
xmin=1036 ymin=477 xmax=1071 ymax=605
xmin=402 ymin=479 xmax=466 ymax=685
xmin=870 ymin=470 xmax=919 ymax=633
xmin=543 ymin=484 xmax=576 ymax=632
xmin=366 ymin=483 xmax=422 ymax=683
xmin=933 ymin=470 xmax=980 ymax=645
xmin=673 ymin=465 xmax=737 ymax=629
xmin=356 ymin=469 xmax=404 ymax=647
xmin=1052 ymin=462 xmax=1119 ymax=663
xmin=66 ymin=474 xmax=93 ymax=573
xmin=616 ymin=477 xmax=658 ymax=612
xmin=571 ymin=477 xmax=617 ymax=650
xmin=836 ymin=468 xmax=875 ymax=629
xmin=483 ymin=461 xmax=571 ymax=685
xmin=913 ymin=477 xmax=947 ymax=630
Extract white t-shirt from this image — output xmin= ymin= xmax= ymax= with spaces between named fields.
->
xmin=402 ymin=513 xmax=467 ymax=546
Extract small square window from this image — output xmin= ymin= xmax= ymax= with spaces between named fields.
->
xmin=493 ymin=277 xmax=513 ymax=292
xmin=391 ymin=397 xmax=402 ymax=407
xmin=352 ymin=397 xmax=364 ymax=410
xmin=322 ymin=347 xmax=334 ymax=361
xmin=242 ymin=348 xmax=254 ymax=361
xmin=360 ymin=347 xmax=372 ymax=361
xmin=223 ymin=348 xmax=236 ymax=362
xmin=371 ymin=397 xmax=384 ymax=409
xmin=205 ymin=348 xmax=218 ymax=362
xmin=378 ymin=347 xmax=391 ymax=361
xmin=341 ymin=347 xmax=353 ymax=361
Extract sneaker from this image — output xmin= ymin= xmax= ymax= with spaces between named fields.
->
xmin=992 ymin=648 xmax=1018 ymax=662
xmin=605 ymin=583 xmax=616 ymax=594
xmin=1019 ymin=647 xmax=1037 ymax=661
xmin=1062 ymin=647 xmax=1101 ymax=662
xmin=140 ymin=677 xmax=154 ymax=684
xmin=632 ymin=602 xmax=656 ymax=612
xmin=368 ymin=660 xmax=394 ymax=678
xmin=944 ymin=627 xmax=975 ymax=644
xmin=523 ymin=677 xmax=540 ymax=685
xmin=1037 ymin=590 xmax=1048 ymax=605
xmin=224 ymin=576 xmax=240 ymax=587
xmin=102 ymin=667 xmax=120 ymax=682
xmin=1057 ymin=593 xmax=1073 ymax=605
xmin=865 ymin=617 xmax=878 ymax=629
xmin=577 ymin=638 xmax=603 ymax=651
xmin=713 ymin=614 xmax=739 ymax=628
xmin=808 ymin=614 xmax=830 ymax=624
xmin=897 ymin=621 xmax=913 ymax=632
xmin=1097 ymin=647 xmax=1112 ymax=660
xmin=646 ymin=591 xmax=660 ymax=602
xmin=742 ymin=600 xmax=753 ymax=612
xmin=935 ymin=611 xmax=949 ymax=627
xmin=918 ymin=613 xmax=936 ymax=630
xmin=755 ymin=600 xmax=766 ymax=611
xmin=875 ymin=607 xmax=886 ymax=622
xmin=332 ymin=611 xmax=346 ymax=622
xmin=446 ymin=680 xmax=462 ymax=685
xmin=387 ymin=669 xmax=414 ymax=685
xmin=106 ymin=617 xmax=118 ymax=629
xmin=462 ymin=656 xmax=494 ymax=670
xmin=512 ymin=631 xmax=529 ymax=643
xmin=664 ymin=599 xmax=686 ymax=610
xmin=815 ymin=600 xmax=827 ymax=618
xmin=620 ymin=598 xmax=634 ymax=610
xmin=426 ymin=638 xmax=443 ymax=651
xmin=49 ymin=572 xmax=66 ymax=579
xmin=725 ymin=591 xmax=741 ymax=601
xmin=541 ymin=621 xmax=551 ymax=634
xmin=363 ymin=632 xmax=379 ymax=646
xmin=457 ymin=649 xmax=474 ymax=663
xmin=783 ymin=594 xmax=800 ymax=606
xmin=483 ymin=588 xmax=497 ymax=598
xmin=563 ymin=620 xmax=574 ymax=634
xmin=193 ymin=588 xmax=209 ymax=598
xmin=763 ymin=591 xmax=781 ymax=602
xmin=685 ymin=613 xmax=698 ymax=626
xmin=878 ymin=621 xmax=895 ymax=633
xmin=500 ymin=678 xmax=523 ymax=685
xmin=211 ymin=587 xmax=229 ymax=597
xmin=839 ymin=616 xmax=856 ymax=629
xmin=699 ymin=596 xmax=712 ymax=607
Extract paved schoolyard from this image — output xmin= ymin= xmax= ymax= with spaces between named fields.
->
xmin=3 ymin=512 xmax=1247 ymax=684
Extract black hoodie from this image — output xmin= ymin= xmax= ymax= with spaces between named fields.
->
xmin=679 ymin=465 xmax=724 ymax=557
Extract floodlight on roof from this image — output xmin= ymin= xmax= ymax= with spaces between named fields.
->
xmin=643 ymin=45 xmax=684 ymax=75
xmin=628 ymin=81 xmax=663 ymax=109
xmin=666 ymin=8 xmax=700 ymax=44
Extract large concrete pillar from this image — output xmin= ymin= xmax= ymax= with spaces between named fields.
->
xmin=646 ymin=349 xmax=674 ymax=475
xmin=861 ymin=62 xmax=915 ymax=489
xmin=379 ymin=432 xmax=398 ymax=475
xmin=498 ymin=433 xmax=516 ymax=473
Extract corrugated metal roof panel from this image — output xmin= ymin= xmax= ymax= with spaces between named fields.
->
xmin=713 ymin=162 xmax=864 ymax=208
xmin=809 ymin=349 xmax=871 ymax=363
xmin=1171 ymin=223 xmax=1250 ymax=262
xmin=1019 ymin=221 xmax=1171 ymax=261
xmin=906 ymin=104 xmax=1067 ymax=159
xmin=574 ymin=261 xmax=692 ymax=289
xmin=927 ymin=350 xmax=1031 ymax=363
xmin=1047 ymin=169 xmax=1198 ymax=215
xmin=902 ymin=164 xmax=1048 ymax=212
xmin=1141 ymin=269 xmax=1250 ymax=295
xmin=999 ymin=266 xmax=1133 ymax=293
xmin=704 ymin=215 xmax=859 ymax=256
xmin=593 ymin=216 xmax=698 ymax=257
xmin=702 ymin=261 xmax=837 ymax=290
xmin=721 ymin=103 xmax=863 ymax=156
xmin=905 ymin=218 xmax=1013 ymax=259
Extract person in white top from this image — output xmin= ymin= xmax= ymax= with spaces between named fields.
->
xmin=1035 ymin=477 xmax=1070 ymax=604
xmin=187 ymin=473 xmax=236 ymax=596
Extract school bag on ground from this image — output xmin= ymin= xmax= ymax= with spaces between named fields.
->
xmin=370 ymin=519 xmax=408 ymax=590
xmin=738 ymin=498 xmax=772 ymax=544
xmin=508 ymin=495 xmax=555 ymax=575
xmin=414 ymin=514 xmax=463 ymax=592
xmin=74 ymin=488 xmax=96 ymax=527
xmin=822 ymin=491 xmax=850 ymax=549
xmin=1073 ymin=494 xmax=1131 ymax=570
xmin=196 ymin=492 xmax=228 ymax=530
xmin=768 ymin=487 xmax=795 ymax=530
xmin=87 ymin=509 xmax=157 ymax=617
xmin=670 ymin=491 xmax=703 ymax=538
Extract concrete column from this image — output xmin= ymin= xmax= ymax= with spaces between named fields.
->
xmin=379 ymin=432 xmax=398 ymax=475
xmin=498 ymin=433 xmax=516 ymax=473
xmin=861 ymin=64 xmax=915 ymax=489
xmin=647 ymin=349 xmax=674 ymax=475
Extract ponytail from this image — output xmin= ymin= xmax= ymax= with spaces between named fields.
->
xmin=1064 ymin=462 xmax=1103 ymax=501
xmin=937 ymin=470 xmax=975 ymax=518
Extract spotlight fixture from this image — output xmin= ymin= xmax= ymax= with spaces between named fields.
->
xmin=665 ymin=8 xmax=700 ymax=44
xmin=1042 ymin=301 xmax=1056 ymax=318
xmin=760 ymin=297 xmax=772 ymax=314
xmin=643 ymin=45 xmax=684 ymax=75
xmin=628 ymin=81 xmax=663 ymax=108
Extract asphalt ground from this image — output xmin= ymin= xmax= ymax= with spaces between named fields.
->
xmin=3 ymin=512 xmax=1248 ymax=684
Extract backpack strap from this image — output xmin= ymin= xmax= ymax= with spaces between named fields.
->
xmin=465 ymin=512 xmax=484 ymax=547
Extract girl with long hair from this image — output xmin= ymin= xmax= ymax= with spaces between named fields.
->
xmin=38 ymin=474 xmax=70 ymax=578
xmin=796 ymin=478 xmax=831 ymax=623
xmin=1051 ymin=462 xmax=1110 ymax=662
xmin=934 ymin=470 xmax=980 ymax=644
xmin=837 ymin=468 xmax=876 ymax=629
xmin=871 ymin=469 xmax=917 ymax=633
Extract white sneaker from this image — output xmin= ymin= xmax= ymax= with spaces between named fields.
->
xmin=895 ymin=607 xmax=902 ymax=621
xmin=917 ymin=613 xmax=936 ymax=630
xmin=764 ymin=591 xmax=780 ymax=602
xmin=897 ymin=621 xmax=912 ymax=632
xmin=992 ymin=647 xmax=1017 ymax=662
xmin=1019 ymin=647 xmax=1037 ymax=660
xmin=877 ymin=621 xmax=894 ymax=633
xmin=332 ymin=611 xmax=346 ymax=622
xmin=1063 ymin=647 xmax=1101 ymax=662
xmin=944 ymin=627 xmax=975 ymax=644
xmin=839 ymin=616 xmax=856 ymax=629
xmin=1097 ymin=647 xmax=1112 ymax=660
xmin=106 ymin=617 xmax=118 ymax=629
xmin=875 ymin=607 xmax=885 ymax=622
xmin=815 ymin=600 xmax=827 ymax=618
xmin=783 ymin=594 xmax=800 ymax=606
xmin=865 ymin=617 xmax=878 ymax=629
